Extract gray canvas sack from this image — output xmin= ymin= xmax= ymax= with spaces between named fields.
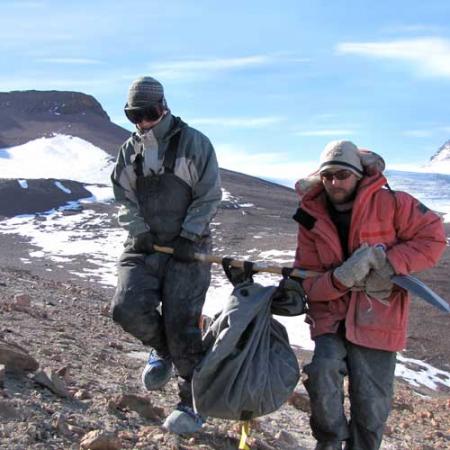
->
xmin=192 ymin=281 xmax=301 ymax=420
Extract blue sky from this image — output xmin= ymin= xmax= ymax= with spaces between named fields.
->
xmin=1 ymin=0 xmax=449 ymax=185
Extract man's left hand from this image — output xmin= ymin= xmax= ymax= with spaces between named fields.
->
xmin=173 ymin=237 xmax=196 ymax=263
xmin=365 ymin=259 xmax=395 ymax=301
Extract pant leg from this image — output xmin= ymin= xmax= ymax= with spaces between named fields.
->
xmin=162 ymin=239 xmax=211 ymax=406
xmin=111 ymin=249 xmax=170 ymax=354
xmin=303 ymin=333 xmax=350 ymax=444
xmin=346 ymin=343 xmax=396 ymax=450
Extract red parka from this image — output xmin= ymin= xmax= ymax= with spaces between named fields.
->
xmin=294 ymin=171 xmax=446 ymax=352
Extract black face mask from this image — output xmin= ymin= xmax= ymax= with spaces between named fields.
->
xmin=124 ymin=102 xmax=164 ymax=124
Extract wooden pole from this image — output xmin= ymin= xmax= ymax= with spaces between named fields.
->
xmin=153 ymin=244 xmax=320 ymax=279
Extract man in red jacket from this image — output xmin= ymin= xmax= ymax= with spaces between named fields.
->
xmin=293 ymin=141 xmax=446 ymax=450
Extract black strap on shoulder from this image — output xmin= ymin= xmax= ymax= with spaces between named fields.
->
xmin=163 ymin=129 xmax=182 ymax=174
xmin=293 ymin=207 xmax=316 ymax=230
xmin=281 ymin=267 xmax=293 ymax=279
xmin=133 ymin=153 xmax=144 ymax=177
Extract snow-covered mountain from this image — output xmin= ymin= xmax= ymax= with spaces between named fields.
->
xmin=0 ymin=90 xmax=128 ymax=155
xmin=426 ymin=139 xmax=450 ymax=173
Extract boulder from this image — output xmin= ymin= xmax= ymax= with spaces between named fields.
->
xmin=32 ymin=367 xmax=71 ymax=398
xmin=80 ymin=430 xmax=120 ymax=450
xmin=0 ymin=340 xmax=39 ymax=372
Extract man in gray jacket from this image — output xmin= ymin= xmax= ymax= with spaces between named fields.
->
xmin=111 ymin=76 xmax=222 ymax=433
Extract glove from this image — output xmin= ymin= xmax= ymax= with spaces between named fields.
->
xmin=364 ymin=259 xmax=395 ymax=301
xmin=222 ymin=258 xmax=256 ymax=286
xmin=173 ymin=237 xmax=196 ymax=263
xmin=334 ymin=244 xmax=386 ymax=288
xmin=132 ymin=232 xmax=155 ymax=254
xmin=271 ymin=277 xmax=307 ymax=316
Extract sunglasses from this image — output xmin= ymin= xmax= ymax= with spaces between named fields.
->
xmin=124 ymin=102 xmax=164 ymax=124
xmin=320 ymin=169 xmax=354 ymax=182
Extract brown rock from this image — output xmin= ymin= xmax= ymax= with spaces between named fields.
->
xmin=112 ymin=393 xmax=165 ymax=420
xmin=56 ymin=365 xmax=71 ymax=383
xmin=74 ymin=389 xmax=91 ymax=400
xmin=0 ymin=400 xmax=20 ymax=420
xmin=67 ymin=424 xmax=85 ymax=435
xmin=0 ymin=340 xmax=39 ymax=372
xmin=52 ymin=413 xmax=71 ymax=437
xmin=288 ymin=390 xmax=311 ymax=413
xmin=275 ymin=429 xmax=297 ymax=448
xmin=14 ymin=293 xmax=32 ymax=307
xmin=80 ymin=430 xmax=121 ymax=450
xmin=32 ymin=367 xmax=71 ymax=398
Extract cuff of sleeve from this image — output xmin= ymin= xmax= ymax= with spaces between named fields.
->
xmin=331 ymin=273 xmax=349 ymax=291
xmin=128 ymin=224 xmax=150 ymax=238
xmin=180 ymin=229 xmax=200 ymax=242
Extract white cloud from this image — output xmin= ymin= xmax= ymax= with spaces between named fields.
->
xmin=3 ymin=1 xmax=46 ymax=7
xmin=336 ymin=37 xmax=450 ymax=78
xmin=403 ymin=129 xmax=433 ymax=138
xmin=36 ymin=58 xmax=102 ymax=65
xmin=216 ymin=143 xmax=317 ymax=188
xmin=381 ymin=24 xmax=444 ymax=34
xmin=294 ymin=129 xmax=355 ymax=137
xmin=402 ymin=126 xmax=450 ymax=138
xmin=150 ymin=54 xmax=286 ymax=80
xmin=189 ymin=116 xmax=285 ymax=128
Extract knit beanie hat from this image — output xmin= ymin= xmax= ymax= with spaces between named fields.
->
xmin=127 ymin=76 xmax=166 ymax=108
xmin=319 ymin=140 xmax=364 ymax=178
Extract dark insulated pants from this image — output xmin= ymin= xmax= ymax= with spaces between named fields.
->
xmin=111 ymin=246 xmax=211 ymax=406
xmin=303 ymin=333 xmax=396 ymax=450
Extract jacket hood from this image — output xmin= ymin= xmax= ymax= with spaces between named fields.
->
xmin=295 ymin=149 xmax=386 ymax=201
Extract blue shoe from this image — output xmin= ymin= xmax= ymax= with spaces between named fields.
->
xmin=141 ymin=350 xmax=172 ymax=391
xmin=163 ymin=404 xmax=204 ymax=434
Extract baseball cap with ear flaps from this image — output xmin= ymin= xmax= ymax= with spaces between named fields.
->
xmin=319 ymin=140 xmax=364 ymax=178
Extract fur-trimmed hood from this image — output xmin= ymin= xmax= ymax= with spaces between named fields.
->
xmin=295 ymin=149 xmax=385 ymax=201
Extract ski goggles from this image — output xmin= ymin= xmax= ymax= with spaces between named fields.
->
xmin=320 ymin=169 xmax=354 ymax=182
xmin=124 ymin=102 xmax=164 ymax=124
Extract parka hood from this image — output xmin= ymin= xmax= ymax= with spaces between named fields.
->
xmin=294 ymin=149 xmax=386 ymax=201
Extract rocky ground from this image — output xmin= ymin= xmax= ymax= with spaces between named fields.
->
xmin=0 ymin=264 xmax=449 ymax=450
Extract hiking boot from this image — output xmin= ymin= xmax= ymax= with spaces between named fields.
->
xmin=315 ymin=442 xmax=342 ymax=450
xmin=162 ymin=404 xmax=204 ymax=434
xmin=141 ymin=350 xmax=172 ymax=391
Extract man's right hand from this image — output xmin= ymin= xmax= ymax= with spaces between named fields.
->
xmin=333 ymin=244 xmax=386 ymax=288
xmin=132 ymin=232 xmax=155 ymax=254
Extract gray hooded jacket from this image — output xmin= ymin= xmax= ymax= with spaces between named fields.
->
xmin=111 ymin=113 xmax=222 ymax=241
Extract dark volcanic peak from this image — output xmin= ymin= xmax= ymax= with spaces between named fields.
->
xmin=0 ymin=90 xmax=129 ymax=156
xmin=0 ymin=90 xmax=109 ymax=120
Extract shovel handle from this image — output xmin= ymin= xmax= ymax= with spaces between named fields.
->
xmin=153 ymin=244 xmax=320 ymax=279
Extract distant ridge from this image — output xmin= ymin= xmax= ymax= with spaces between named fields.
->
xmin=430 ymin=139 xmax=450 ymax=163
xmin=0 ymin=90 xmax=129 ymax=156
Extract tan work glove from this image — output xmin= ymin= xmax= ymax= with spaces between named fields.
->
xmin=334 ymin=244 xmax=386 ymax=288
xmin=365 ymin=259 xmax=395 ymax=301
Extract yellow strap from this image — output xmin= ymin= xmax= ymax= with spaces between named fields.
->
xmin=238 ymin=421 xmax=251 ymax=450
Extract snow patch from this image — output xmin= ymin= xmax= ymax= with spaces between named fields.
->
xmin=396 ymin=354 xmax=450 ymax=390
xmin=0 ymin=134 xmax=114 ymax=184
xmin=54 ymin=181 xmax=71 ymax=194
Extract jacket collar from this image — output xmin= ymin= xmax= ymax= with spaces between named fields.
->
xmin=131 ymin=113 xmax=183 ymax=144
